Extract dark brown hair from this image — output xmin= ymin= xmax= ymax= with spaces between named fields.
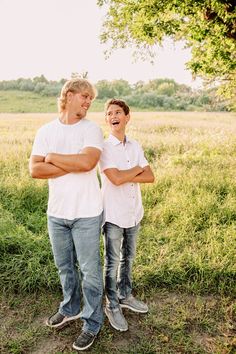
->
xmin=105 ymin=99 xmax=130 ymax=115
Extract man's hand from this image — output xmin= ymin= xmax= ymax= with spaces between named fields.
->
xmin=45 ymin=153 xmax=54 ymax=164
xmin=29 ymin=155 xmax=68 ymax=179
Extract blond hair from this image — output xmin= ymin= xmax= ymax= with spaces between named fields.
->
xmin=58 ymin=78 xmax=97 ymax=112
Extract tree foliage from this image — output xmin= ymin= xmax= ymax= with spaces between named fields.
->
xmin=0 ymin=77 xmax=228 ymax=111
xmin=96 ymin=79 xmax=132 ymax=98
xmin=98 ymin=0 xmax=236 ymax=107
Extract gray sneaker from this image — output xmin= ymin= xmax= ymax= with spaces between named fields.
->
xmin=120 ymin=294 xmax=148 ymax=313
xmin=46 ymin=311 xmax=80 ymax=329
xmin=72 ymin=331 xmax=96 ymax=351
xmin=105 ymin=306 xmax=128 ymax=331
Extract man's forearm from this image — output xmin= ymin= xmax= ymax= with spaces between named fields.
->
xmin=46 ymin=152 xmax=98 ymax=172
xmin=30 ymin=162 xmax=68 ymax=179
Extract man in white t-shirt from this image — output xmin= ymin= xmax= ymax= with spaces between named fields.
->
xmin=29 ymin=78 xmax=103 ymax=351
xmin=99 ymin=99 xmax=155 ymax=332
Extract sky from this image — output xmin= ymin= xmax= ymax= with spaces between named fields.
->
xmin=0 ymin=0 xmax=202 ymax=88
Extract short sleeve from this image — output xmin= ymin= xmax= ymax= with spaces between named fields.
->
xmin=138 ymin=143 xmax=149 ymax=168
xmin=83 ymin=123 xmax=104 ymax=151
xmin=99 ymin=144 xmax=117 ymax=172
xmin=31 ymin=128 xmax=48 ymax=157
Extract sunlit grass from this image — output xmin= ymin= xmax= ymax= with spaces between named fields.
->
xmin=0 ymin=111 xmax=236 ymax=295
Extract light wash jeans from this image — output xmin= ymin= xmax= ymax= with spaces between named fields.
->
xmin=47 ymin=214 xmax=103 ymax=335
xmin=103 ymin=222 xmax=140 ymax=309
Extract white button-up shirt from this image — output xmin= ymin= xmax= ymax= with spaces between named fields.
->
xmin=99 ymin=134 xmax=149 ymax=228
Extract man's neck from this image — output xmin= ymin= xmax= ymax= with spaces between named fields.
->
xmin=59 ymin=112 xmax=82 ymax=125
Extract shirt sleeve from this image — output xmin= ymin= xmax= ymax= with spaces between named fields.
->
xmin=83 ymin=123 xmax=104 ymax=151
xmin=31 ymin=127 xmax=48 ymax=157
xmin=99 ymin=144 xmax=117 ymax=172
xmin=138 ymin=143 xmax=149 ymax=168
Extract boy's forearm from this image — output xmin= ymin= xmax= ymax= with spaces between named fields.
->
xmin=104 ymin=166 xmax=143 ymax=186
xmin=131 ymin=168 xmax=155 ymax=183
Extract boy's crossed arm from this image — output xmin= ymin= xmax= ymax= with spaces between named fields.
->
xmin=104 ymin=165 xmax=154 ymax=186
xmin=131 ymin=165 xmax=154 ymax=183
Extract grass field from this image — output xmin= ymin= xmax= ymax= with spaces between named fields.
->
xmin=0 ymin=111 xmax=236 ymax=353
xmin=0 ymin=91 xmax=107 ymax=113
xmin=0 ymin=91 xmax=151 ymax=113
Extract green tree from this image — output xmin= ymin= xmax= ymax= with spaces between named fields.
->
xmin=33 ymin=75 xmax=48 ymax=84
xmin=95 ymin=80 xmax=117 ymax=99
xmin=156 ymin=82 xmax=177 ymax=96
xmin=98 ymin=0 xmax=236 ymax=108
xmin=95 ymin=79 xmax=132 ymax=98
xmin=111 ymin=79 xmax=132 ymax=96
xmin=71 ymin=71 xmax=88 ymax=79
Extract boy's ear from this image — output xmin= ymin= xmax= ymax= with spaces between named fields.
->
xmin=126 ymin=114 xmax=130 ymax=124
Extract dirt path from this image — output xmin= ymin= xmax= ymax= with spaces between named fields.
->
xmin=1 ymin=290 xmax=235 ymax=354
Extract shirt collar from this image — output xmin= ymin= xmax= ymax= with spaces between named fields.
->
xmin=108 ymin=134 xmax=131 ymax=146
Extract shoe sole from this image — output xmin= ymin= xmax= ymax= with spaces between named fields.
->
xmin=120 ymin=303 xmax=148 ymax=313
xmin=72 ymin=337 xmax=95 ymax=351
xmin=46 ymin=312 xmax=81 ymax=329
xmin=104 ymin=308 xmax=128 ymax=332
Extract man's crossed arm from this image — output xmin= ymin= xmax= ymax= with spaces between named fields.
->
xmin=29 ymin=147 xmax=101 ymax=179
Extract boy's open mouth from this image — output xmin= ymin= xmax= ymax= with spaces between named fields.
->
xmin=112 ymin=120 xmax=120 ymax=125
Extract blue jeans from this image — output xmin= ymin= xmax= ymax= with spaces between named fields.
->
xmin=47 ymin=214 xmax=103 ymax=335
xmin=103 ymin=222 xmax=140 ymax=309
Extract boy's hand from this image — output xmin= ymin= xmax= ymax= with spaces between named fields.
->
xmin=135 ymin=166 xmax=144 ymax=174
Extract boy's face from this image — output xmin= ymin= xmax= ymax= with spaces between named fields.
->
xmin=105 ymin=104 xmax=130 ymax=134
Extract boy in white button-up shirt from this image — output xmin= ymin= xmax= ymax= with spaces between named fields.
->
xmin=99 ymin=99 xmax=155 ymax=332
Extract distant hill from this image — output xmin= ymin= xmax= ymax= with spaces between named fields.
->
xmin=0 ymin=76 xmax=230 ymax=112
xmin=0 ymin=91 xmax=106 ymax=113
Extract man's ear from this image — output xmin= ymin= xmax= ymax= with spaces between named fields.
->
xmin=66 ymin=91 xmax=73 ymax=104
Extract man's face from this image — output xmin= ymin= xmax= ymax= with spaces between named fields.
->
xmin=105 ymin=104 xmax=130 ymax=133
xmin=67 ymin=91 xmax=93 ymax=119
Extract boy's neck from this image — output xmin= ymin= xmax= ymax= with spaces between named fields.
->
xmin=111 ymin=132 xmax=126 ymax=144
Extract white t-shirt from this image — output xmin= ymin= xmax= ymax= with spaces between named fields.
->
xmin=31 ymin=118 xmax=103 ymax=219
xmin=99 ymin=134 xmax=148 ymax=228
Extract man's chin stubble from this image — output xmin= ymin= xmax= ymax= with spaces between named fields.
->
xmin=76 ymin=112 xmax=86 ymax=119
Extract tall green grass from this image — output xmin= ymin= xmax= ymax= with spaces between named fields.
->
xmin=0 ymin=112 xmax=236 ymax=296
